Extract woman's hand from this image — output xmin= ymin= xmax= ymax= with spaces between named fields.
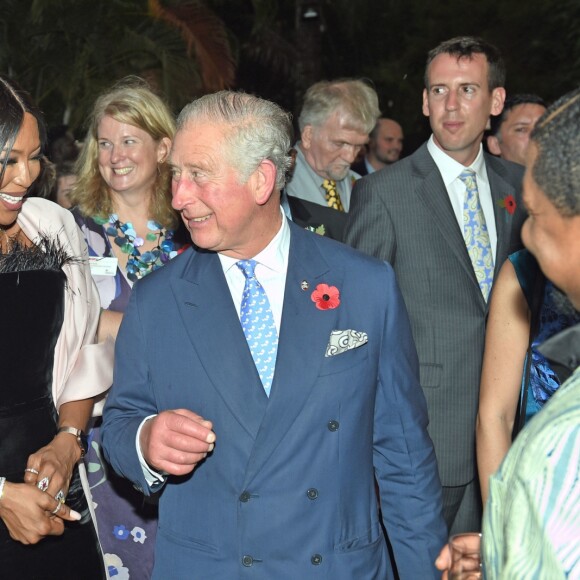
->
xmin=23 ymin=433 xmax=81 ymax=502
xmin=0 ymin=481 xmax=80 ymax=544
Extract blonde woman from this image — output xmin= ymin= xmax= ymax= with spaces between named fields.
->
xmin=69 ymin=77 xmax=184 ymax=578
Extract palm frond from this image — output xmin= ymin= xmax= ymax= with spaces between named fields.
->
xmin=148 ymin=0 xmax=235 ymax=91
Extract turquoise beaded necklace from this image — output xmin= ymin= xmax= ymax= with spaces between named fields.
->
xmin=94 ymin=214 xmax=177 ymax=282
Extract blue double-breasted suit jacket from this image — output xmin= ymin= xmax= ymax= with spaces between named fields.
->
xmin=102 ymin=220 xmax=447 ymax=579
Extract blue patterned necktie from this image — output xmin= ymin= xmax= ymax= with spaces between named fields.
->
xmin=460 ymin=169 xmax=494 ymax=301
xmin=237 ymin=260 xmax=278 ymax=396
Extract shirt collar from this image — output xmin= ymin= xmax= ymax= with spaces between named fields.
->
xmin=219 ymin=207 xmax=290 ymax=275
xmin=427 ymin=135 xmax=486 ymax=187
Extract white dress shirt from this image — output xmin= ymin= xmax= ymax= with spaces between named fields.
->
xmin=218 ymin=210 xmax=290 ymax=333
xmin=137 ymin=210 xmax=291 ymax=486
xmin=427 ymin=136 xmax=498 ymax=262
xmin=364 ymin=157 xmax=376 ymax=175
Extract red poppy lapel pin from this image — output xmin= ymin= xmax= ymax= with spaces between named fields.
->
xmin=497 ymin=194 xmax=517 ymax=216
xmin=311 ymin=283 xmax=340 ymax=310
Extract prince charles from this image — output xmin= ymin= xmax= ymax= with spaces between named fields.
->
xmin=101 ymin=91 xmax=446 ymax=579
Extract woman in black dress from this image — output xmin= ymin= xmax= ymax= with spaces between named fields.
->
xmin=0 ymin=77 xmax=111 ymax=578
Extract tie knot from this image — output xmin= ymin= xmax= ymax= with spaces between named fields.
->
xmin=322 ymin=179 xmax=337 ymax=192
xmin=237 ymin=259 xmax=257 ymax=279
xmin=459 ymin=169 xmax=476 ymax=184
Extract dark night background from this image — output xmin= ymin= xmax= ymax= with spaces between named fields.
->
xmin=1 ymin=0 xmax=579 ymax=151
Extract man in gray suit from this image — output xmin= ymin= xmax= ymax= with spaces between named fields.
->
xmin=344 ymin=36 xmax=527 ymax=534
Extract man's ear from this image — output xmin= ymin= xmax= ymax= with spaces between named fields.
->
xmin=157 ymin=137 xmax=172 ymax=163
xmin=301 ymin=125 xmax=313 ymax=150
xmin=422 ymin=89 xmax=430 ymax=118
xmin=487 ymin=134 xmax=502 ymax=156
xmin=252 ymin=159 xmax=277 ymax=206
xmin=490 ymin=87 xmax=506 ymax=117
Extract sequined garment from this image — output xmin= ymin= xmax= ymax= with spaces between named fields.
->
xmin=510 ymin=249 xmax=580 ymax=423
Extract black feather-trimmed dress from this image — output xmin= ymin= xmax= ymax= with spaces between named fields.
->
xmin=0 ymin=238 xmax=105 ymax=579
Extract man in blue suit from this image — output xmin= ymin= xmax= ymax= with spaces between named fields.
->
xmin=101 ymin=91 xmax=446 ymax=579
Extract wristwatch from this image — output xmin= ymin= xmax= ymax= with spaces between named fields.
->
xmin=57 ymin=426 xmax=87 ymax=458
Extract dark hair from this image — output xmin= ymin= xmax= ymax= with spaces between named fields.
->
xmin=47 ymin=160 xmax=76 ymax=203
xmin=48 ymin=131 xmax=80 ymax=165
xmin=530 ymin=86 xmax=580 ymax=216
xmin=489 ymin=93 xmax=547 ymax=136
xmin=0 ymin=76 xmax=47 ymax=186
xmin=369 ymin=117 xmax=401 ymax=140
xmin=424 ymin=36 xmax=506 ymax=91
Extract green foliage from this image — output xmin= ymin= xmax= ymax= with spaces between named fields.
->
xmin=1 ymin=0 xmax=579 ymax=146
xmin=0 ymin=0 xmax=234 ymax=130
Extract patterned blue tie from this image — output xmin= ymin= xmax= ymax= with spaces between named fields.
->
xmin=459 ymin=169 xmax=494 ymax=301
xmin=237 ymin=260 xmax=278 ymax=396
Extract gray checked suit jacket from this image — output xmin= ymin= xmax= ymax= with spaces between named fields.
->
xmin=344 ymin=142 xmax=526 ymax=487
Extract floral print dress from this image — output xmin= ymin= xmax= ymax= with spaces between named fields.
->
xmin=72 ymin=208 xmax=184 ymax=579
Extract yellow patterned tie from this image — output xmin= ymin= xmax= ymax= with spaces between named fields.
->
xmin=460 ymin=169 xmax=494 ymax=301
xmin=322 ymin=179 xmax=345 ymax=212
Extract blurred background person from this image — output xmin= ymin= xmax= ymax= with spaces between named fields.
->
xmin=68 ymin=76 xmax=183 ymax=579
xmin=284 ymin=79 xmax=380 ymax=241
xmin=0 ymin=76 xmax=111 ymax=578
xmin=48 ymin=127 xmax=81 ymax=166
xmin=486 ymin=93 xmax=547 ymax=166
xmin=351 ymin=117 xmax=404 ymax=175
xmin=50 ymin=159 xmax=77 ymax=209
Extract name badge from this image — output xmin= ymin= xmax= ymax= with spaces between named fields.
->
xmin=89 ymin=256 xmax=118 ymax=276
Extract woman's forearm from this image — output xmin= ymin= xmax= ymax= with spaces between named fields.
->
xmin=97 ymin=308 xmax=123 ymax=342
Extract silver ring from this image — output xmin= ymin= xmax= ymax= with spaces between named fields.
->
xmin=37 ymin=477 xmax=50 ymax=492
xmin=51 ymin=502 xmax=62 ymax=515
xmin=55 ymin=490 xmax=66 ymax=504
xmin=25 ymin=468 xmax=40 ymax=475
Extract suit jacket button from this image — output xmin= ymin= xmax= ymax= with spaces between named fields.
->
xmin=239 ymin=491 xmax=251 ymax=502
xmin=306 ymin=488 xmax=318 ymax=500
xmin=242 ymin=555 xmax=254 ymax=567
xmin=327 ymin=420 xmax=339 ymax=431
xmin=311 ymin=554 xmax=323 ymax=565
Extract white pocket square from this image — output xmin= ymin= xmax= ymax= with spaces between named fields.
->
xmin=325 ymin=329 xmax=368 ymax=357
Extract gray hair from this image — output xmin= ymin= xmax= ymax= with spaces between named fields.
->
xmin=531 ymin=86 xmax=580 ymax=216
xmin=177 ymin=91 xmax=294 ymax=190
xmin=297 ymin=79 xmax=380 ymax=134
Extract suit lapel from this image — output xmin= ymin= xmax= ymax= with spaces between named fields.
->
xmin=243 ymin=225 xmax=340 ymax=486
xmin=413 ymin=146 xmax=480 ymax=288
xmin=170 ymin=251 xmax=267 ymax=440
xmin=486 ymin=154 xmax=520 ymax=277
